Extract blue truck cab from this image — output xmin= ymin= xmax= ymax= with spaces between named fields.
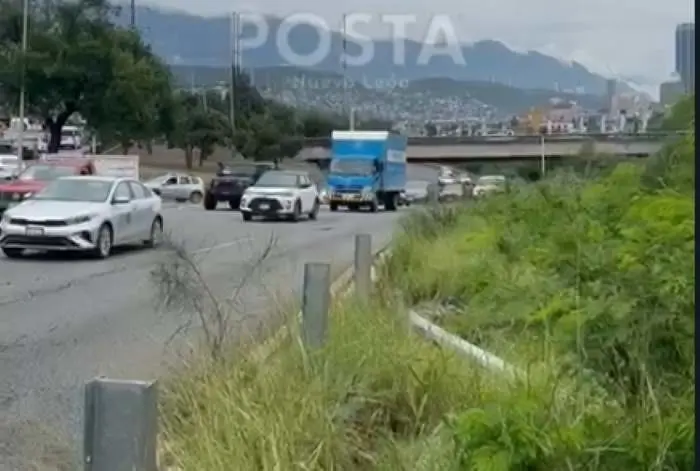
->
xmin=327 ymin=130 xmax=407 ymax=212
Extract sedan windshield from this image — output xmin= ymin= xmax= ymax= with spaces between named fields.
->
xmin=254 ymin=171 xmax=298 ymax=188
xmin=33 ymin=179 xmax=113 ymax=202
xmin=18 ymin=164 xmax=77 ymax=181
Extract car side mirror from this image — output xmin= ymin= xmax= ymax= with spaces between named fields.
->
xmin=112 ymin=195 xmax=130 ymax=205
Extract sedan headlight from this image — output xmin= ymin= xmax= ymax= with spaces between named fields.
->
xmin=65 ymin=214 xmax=95 ymax=225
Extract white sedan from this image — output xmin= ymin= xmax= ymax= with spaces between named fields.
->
xmin=0 ymin=176 xmax=163 ymax=259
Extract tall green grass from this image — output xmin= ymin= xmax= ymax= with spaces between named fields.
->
xmin=385 ymin=103 xmax=695 ymax=469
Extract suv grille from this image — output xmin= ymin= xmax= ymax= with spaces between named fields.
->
xmin=249 ymin=198 xmax=282 ymax=212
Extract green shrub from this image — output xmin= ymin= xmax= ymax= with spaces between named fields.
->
xmin=384 ymin=115 xmax=694 ymax=469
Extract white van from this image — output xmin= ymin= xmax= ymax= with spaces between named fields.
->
xmin=0 ymin=154 xmax=20 ymax=180
xmin=60 ymin=125 xmax=83 ymax=151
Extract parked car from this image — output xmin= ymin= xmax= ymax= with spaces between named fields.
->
xmin=144 ymin=173 xmax=205 ymax=203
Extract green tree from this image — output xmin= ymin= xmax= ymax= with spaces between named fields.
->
xmin=661 ymin=94 xmax=694 ymax=130
xmin=0 ymin=0 xmax=174 ymax=153
xmin=168 ymin=92 xmax=231 ymax=168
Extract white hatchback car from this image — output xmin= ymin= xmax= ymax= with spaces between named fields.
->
xmin=0 ymin=176 xmax=163 ymax=259
xmin=240 ymin=170 xmax=320 ymax=222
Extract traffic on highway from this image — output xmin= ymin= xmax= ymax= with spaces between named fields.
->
xmin=0 ymin=131 xmax=500 ymax=261
xmin=0 ymin=130 xmax=486 ymax=464
xmin=0 ymin=130 xmax=458 ymax=261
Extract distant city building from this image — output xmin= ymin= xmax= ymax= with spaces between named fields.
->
xmin=659 ymin=80 xmax=685 ymax=106
xmin=675 ymin=23 xmax=695 ymax=94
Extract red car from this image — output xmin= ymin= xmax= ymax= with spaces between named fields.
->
xmin=0 ymin=159 xmax=96 ymax=213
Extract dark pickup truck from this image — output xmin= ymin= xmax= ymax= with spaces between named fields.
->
xmin=204 ymin=162 xmax=276 ymax=210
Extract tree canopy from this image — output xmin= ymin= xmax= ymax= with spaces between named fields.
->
xmin=0 ymin=0 xmax=174 ymax=152
xmin=0 ymin=0 xmax=368 ymax=165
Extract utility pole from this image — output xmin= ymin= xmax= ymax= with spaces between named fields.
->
xmin=539 ymin=134 xmax=546 ymax=177
xmin=130 ymin=0 xmax=135 ymax=27
xmin=17 ymin=0 xmax=29 ymax=161
xmin=341 ymin=14 xmax=352 ymax=130
xmin=229 ymin=12 xmax=238 ymax=153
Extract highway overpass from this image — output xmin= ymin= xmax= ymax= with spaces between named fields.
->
xmin=299 ymin=133 xmax=678 ymax=164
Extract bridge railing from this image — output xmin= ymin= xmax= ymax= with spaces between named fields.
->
xmin=302 ymin=131 xmax=687 ymax=148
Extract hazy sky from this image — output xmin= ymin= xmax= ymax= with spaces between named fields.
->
xmin=146 ymin=0 xmax=694 ymax=87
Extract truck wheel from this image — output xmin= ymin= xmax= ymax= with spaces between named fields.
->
xmin=203 ymin=193 xmax=217 ymax=210
xmin=385 ymin=193 xmax=397 ymax=211
xmin=329 ymin=203 xmax=338 ymax=212
xmin=368 ymin=197 xmax=379 ymax=212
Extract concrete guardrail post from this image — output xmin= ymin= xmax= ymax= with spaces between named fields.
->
xmin=301 ymin=262 xmax=331 ymax=349
xmin=83 ymin=378 xmax=158 ymax=471
xmin=354 ymin=234 xmax=372 ymax=300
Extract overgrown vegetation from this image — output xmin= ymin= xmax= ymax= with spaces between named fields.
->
xmin=387 ymin=95 xmax=695 ymax=469
xmin=162 ymin=97 xmax=694 ymax=470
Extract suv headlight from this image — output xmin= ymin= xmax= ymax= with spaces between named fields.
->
xmin=65 ymin=214 xmax=94 ymax=225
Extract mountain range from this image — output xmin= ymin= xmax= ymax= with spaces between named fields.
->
xmin=169 ymin=64 xmax=607 ymax=116
xmin=115 ymin=5 xmax=629 ymax=96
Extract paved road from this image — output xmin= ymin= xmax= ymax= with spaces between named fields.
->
xmin=0 ymin=165 xmax=438 ymax=469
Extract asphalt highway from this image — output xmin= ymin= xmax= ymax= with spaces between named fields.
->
xmin=0 ymin=165 xmax=438 ymax=469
